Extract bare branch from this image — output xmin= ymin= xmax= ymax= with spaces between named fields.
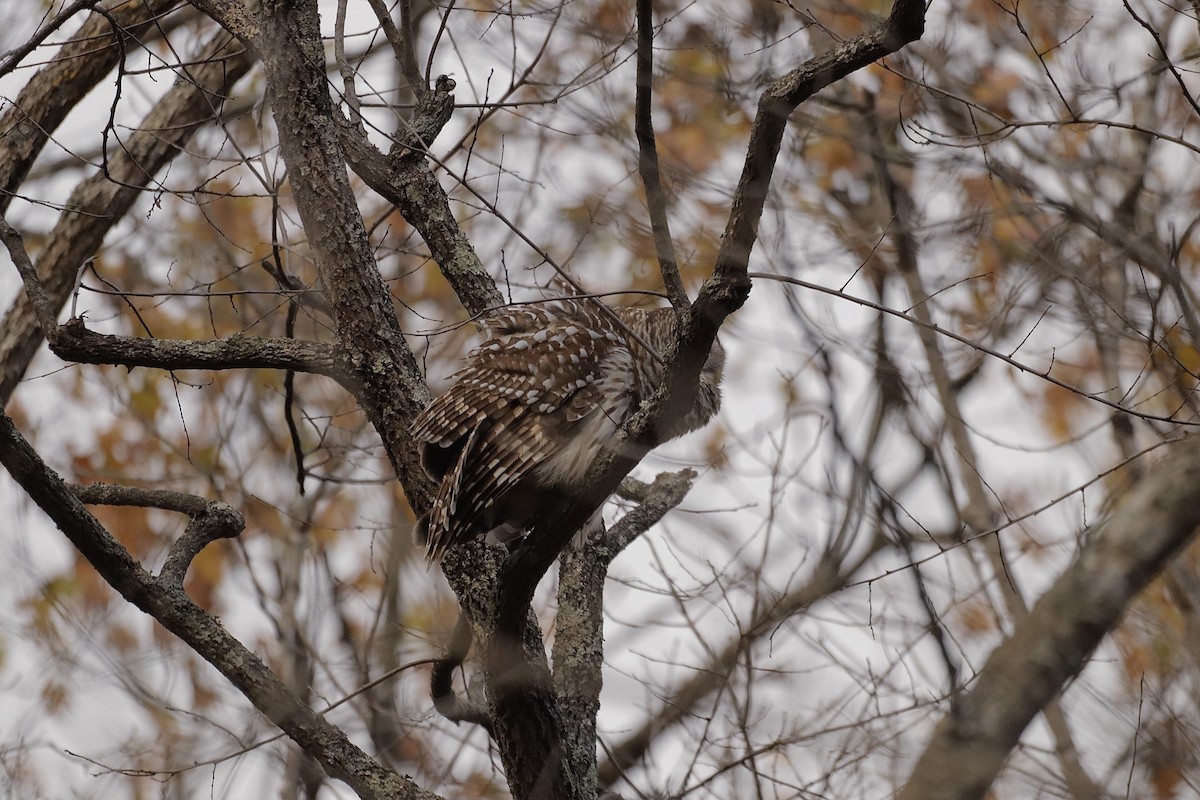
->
xmin=897 ymin=434 xmax=1200 ymax=800
xmin=634 ymin=0 xmax=686 ymax=312
xmin=601 ymin=468 xmax=696 ymax=560
xmin=709 ymin=0 xmax=925 ymax=296
xmin=334 ymin=0 xmax=362 ymax=118
xmin=0 ymin=217 xmax=56 ymax=335
xmin=50 ymin=319 xmax=349 ymax=383
xmin=362 ymin=0 xmax=425 ymax=97
xmin=0 ymin=0 xmax=181 ymax=217
xmin=71 ymin=483 xmax=245 ymax=587
xmin=0 ymin=25 xmax=253 ymax=404
xmin=0 ymin=0 xmax=101 ymax=79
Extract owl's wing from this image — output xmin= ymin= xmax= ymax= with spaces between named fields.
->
xmin=412 ymin=301 xmax=637 ymax=560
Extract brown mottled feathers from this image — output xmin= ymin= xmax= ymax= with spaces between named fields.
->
xmin=411 ymin=299 xmax=723 ymax=563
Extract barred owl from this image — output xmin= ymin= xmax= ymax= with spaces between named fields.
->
xmin=412 ymin=299 xmax=724 ymax=562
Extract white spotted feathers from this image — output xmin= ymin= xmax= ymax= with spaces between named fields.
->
xmin=412 ymin=299 xmax=723 ymax=563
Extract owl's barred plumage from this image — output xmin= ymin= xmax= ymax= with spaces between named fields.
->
xmin=412 ymin=299 xmax=724 ymax=563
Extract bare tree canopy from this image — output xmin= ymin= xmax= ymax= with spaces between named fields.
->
xmin=1 ymin=0 xmax=1200 ymax=799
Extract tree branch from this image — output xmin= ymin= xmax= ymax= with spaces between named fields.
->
xmin=0 ymin=0 xmax=182 ymax=214
xmin=0 ymin=412 xmax=440 ymax=800
xmin=338 ymin=101 xmax=504 ymax=317
xmin=554 ymin=469 xmax=698 ymax=790
xmin=0 ymin=216 xmax=56 ymax=335
xmin=483 ymin=4 xmax=927 ymax=797
xmin=50 ymin=319 xmax=349 ymax=383
xmin=634 ymin=0 xmax=686 ymax=312
xmin=709 ymin=0 xmax=925 ymax=295
xmin=71 ymin=483 xmax=245 ymax=588
xmin=898 ymin=433 xmax=1200 ymax=800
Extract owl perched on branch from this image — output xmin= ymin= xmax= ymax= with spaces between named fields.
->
xmin=412 ymin=299 xmax=725 ymax=563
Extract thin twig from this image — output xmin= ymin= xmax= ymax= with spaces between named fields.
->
xmin=0 ymin=0 xmax=102 ymax=79
xmin=0 ymin=216 xmax=57 ymax=335
xmin=749 ymin=271 xmax=1197 ymax=427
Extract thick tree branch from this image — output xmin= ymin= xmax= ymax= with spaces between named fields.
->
xmin=50 ymin=320 xmax=349 ymax=383
xmin=898 ymin=433 xmax=1200 ymax=800
xmin=338 ymin=107 xmax=504 ymax=317
xmin=0 ymin=412 xmax=440 ymax=800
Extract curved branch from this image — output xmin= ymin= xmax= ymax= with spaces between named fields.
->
xmin=71 ymin=483 xmax=245 ymax=587
xmin=709 ymin=0 xmax=925 ymax=295
xmin=431 ymin=612 xmax=491 ymax=729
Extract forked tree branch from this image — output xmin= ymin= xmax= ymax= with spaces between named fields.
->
xmin=485 ymin=3 xmax=926 ymax=797
xmin=71 ymin=483 xmax=245 ymax=587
